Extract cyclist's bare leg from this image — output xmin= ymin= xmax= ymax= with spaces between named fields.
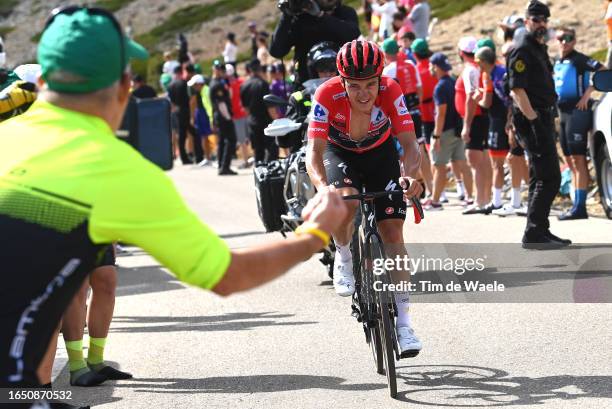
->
xmin=87 ymin=265 xmax=117 ymax=339
xmin=377 ymin=219 xmax=412 ymax=327
xmin=37 ymin=324 xmax=60 ymax=385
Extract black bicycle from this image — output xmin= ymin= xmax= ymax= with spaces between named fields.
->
xmin=343 ymin=188 xmax=424 ymax=399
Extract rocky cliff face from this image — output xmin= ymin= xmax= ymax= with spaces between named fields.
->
xmin=0 ymin=0 xmax=608 ymax=71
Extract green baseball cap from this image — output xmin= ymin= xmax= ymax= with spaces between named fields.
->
xmin=38 ymin=8 xmax=148 ymax=93
xmin=381 ymin=38 xmax=399 ymax=55
xmin=476 ymin=37 xmax=496 ymax=53
xmin=411 ymin=38 xmax=430 ymax=56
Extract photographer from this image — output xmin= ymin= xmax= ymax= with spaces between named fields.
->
xmin=270 ymin=0 xmax=359 ymax=86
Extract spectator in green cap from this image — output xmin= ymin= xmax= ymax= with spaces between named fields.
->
xmin=10 ymin=6 xmax=151 ymax=396
xmin=477 ymin=37 xmax=496 ymax=54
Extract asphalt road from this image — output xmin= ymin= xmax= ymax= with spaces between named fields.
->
xmin=50 ymin=163 xmax=612 ymax=409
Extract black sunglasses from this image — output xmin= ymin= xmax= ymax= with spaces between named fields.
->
xmin=557 ymin=34 xmax=575 ymax=43
xmin=529 ymin=16 xmax=549 ymax=24
xmin=44 ymin=6 xmax=125 ymax=79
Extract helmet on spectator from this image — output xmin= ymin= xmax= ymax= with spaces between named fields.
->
xmin=336 ymin=40 xmax=385 ymax=80
xmin=307 ymin=41 xmax=339 ymax=78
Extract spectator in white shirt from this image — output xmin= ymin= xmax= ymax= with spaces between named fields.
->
xmin=162 ymin=51 xmax=180 ymax=75
xmin=370 ymin=0 xmax=398 ymax=40
xmin=223 ymin=32 xmax=238 ymax=69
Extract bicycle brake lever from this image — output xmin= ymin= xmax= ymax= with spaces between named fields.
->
xmin=411 ymin=197 xmax=424 ymax=224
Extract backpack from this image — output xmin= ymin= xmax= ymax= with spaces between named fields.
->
xmin=554 ymin=60 xmax=590 ymax=104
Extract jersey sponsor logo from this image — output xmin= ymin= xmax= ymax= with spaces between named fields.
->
xmin=379 ymin=86 xmax=387 ymax=91
xmin=335 ymin=113 xmax=346 ymax=120
xmin=394 ymin=95 xmax=409 ymax=116
xmin=402 ymin=119 xmax=413 ymax=126
xmin=398 ymin=208 xmax=406 ymax=215
xmin=310 ymin=127 xmax=327 ymax=133
xmin=368 ymin=212 xmax=375 ymax=228
xmin=311 ymin=100 xmax=329 ymax=122
xmin=385 ymin=180 xmax=398 ymax=201
xmin=371 ymin=107 xmax=386 ymax=125
xmin=344 ymin=178 xmax=353 ymax=185
xmin=385 ymin=206 xmax=394 ymax=215
xmin=333 ymin=92 xmax=347 ymax=100
xmin=338 ymin=162 xmax=348 ymax=175
xmin=587 ymin=59 xmax=599 ymax=69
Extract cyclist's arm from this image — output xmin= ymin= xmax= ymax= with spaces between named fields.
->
xmin=306 ymin=137 xmax=328 ymax=191
xmin=89 ymin=153 xmax=337 ymax=296
xmin=396 ymin=130 xmax=421 ymax=178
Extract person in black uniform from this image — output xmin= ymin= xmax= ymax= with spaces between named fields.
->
xmin=507 ymin=0 xmax=570 ymax=248
xmin=240 ymin=59 xmax=279 ymax=163
xmin=283 ymin=41 xmax=338 ymax=151
xmin=209 ymin=61 xmax=238 ymax=175
xmin=270 ymin=0 xmax=359 ymax=86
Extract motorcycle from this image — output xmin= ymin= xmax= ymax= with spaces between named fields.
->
xmin=263 ymin=86 xmax=336 ymax=278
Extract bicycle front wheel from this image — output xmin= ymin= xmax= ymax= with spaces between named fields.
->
xmin=370 ymin=235 xmax=397 ymax=398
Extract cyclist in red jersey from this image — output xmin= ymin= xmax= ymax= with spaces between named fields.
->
xmin=306 ymin=39 xmax=423 ymax=356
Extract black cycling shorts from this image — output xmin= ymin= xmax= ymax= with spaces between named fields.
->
xmin=465 ymin=115 xmax=489 ymax=151
xmin=323 ymin=137 xmax=407 ymax=222
xmin=559 ymin=109 xmax=590 ymax=156
xmin=488 ymin=117 xmax=510 ymax=153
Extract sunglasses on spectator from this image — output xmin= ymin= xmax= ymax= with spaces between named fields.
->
xmin=557 ymin=34 xmax=575 ymax=43
xmin=529 ymin=16 xmax=548 ymax=24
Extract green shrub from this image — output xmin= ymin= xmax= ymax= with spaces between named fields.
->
xmin=591 ymin=48 xmax=607 ymax=62
xmin=430 ymin=0 xmax=488 ymax=21
xmin=0 ymin=25 xmax=14 ymax=36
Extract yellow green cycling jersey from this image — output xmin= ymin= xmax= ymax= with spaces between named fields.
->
xmin=0 ymin=99 xmax=230 ymax=290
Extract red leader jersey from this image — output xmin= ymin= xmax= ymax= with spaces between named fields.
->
xmin=307 ymin=76 xmax=415 ymax=153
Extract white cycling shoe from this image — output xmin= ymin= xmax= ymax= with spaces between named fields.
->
xmin=333 ymin=257 xmax=355 ymax=297
xmin=397 ymin=325 xmax=422 ymax=358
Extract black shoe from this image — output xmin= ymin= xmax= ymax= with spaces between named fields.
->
xmin=90 ymin=364 xmax=133 ymax=380
xmin=544 ymin=231 xmax=572 ymax=245
xmin=218 ymin=169 xmax=238 ymax=176
xmin=462 ymin=205 xmax=488 ymax=215
xmin=558 ymin=209 xmax=588 ymax=221
xmin=521 ymin=235 xmax=569 ymax=250
xmin=70 ymin=370 xmax=107 ymax=387
xmin=483 ymin=203 xmax=502 ymax=215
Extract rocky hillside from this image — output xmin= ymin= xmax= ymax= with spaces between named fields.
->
xmin=0 ymin=0 xmax=609 ymax=80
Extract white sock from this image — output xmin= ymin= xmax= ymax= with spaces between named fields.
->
xmin=335 ymin=243 xmax=352 ymax=262
xmin=511 ymin=187 xmax=521 ymax=208
xmin=394 ymin=292 xmax=411 ymax=327
xmin=440 ymin=191 xmax=448 ymax=202
xmin=456 ymin=180 xmax=465 ymax=197
xmin=493 ymin=188 xmax=503 ymax=207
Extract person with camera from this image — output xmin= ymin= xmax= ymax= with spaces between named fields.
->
xmin=508 ymin=1 xmax=570 ymax=248
xmin=270 ymin=0 xmax=360 ymax=87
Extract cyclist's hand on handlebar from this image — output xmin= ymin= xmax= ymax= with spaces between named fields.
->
xmin=301 ymin=188 xmax=348 ymax=237
xmin=399 ymin=176 xmax=423 ymax=201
